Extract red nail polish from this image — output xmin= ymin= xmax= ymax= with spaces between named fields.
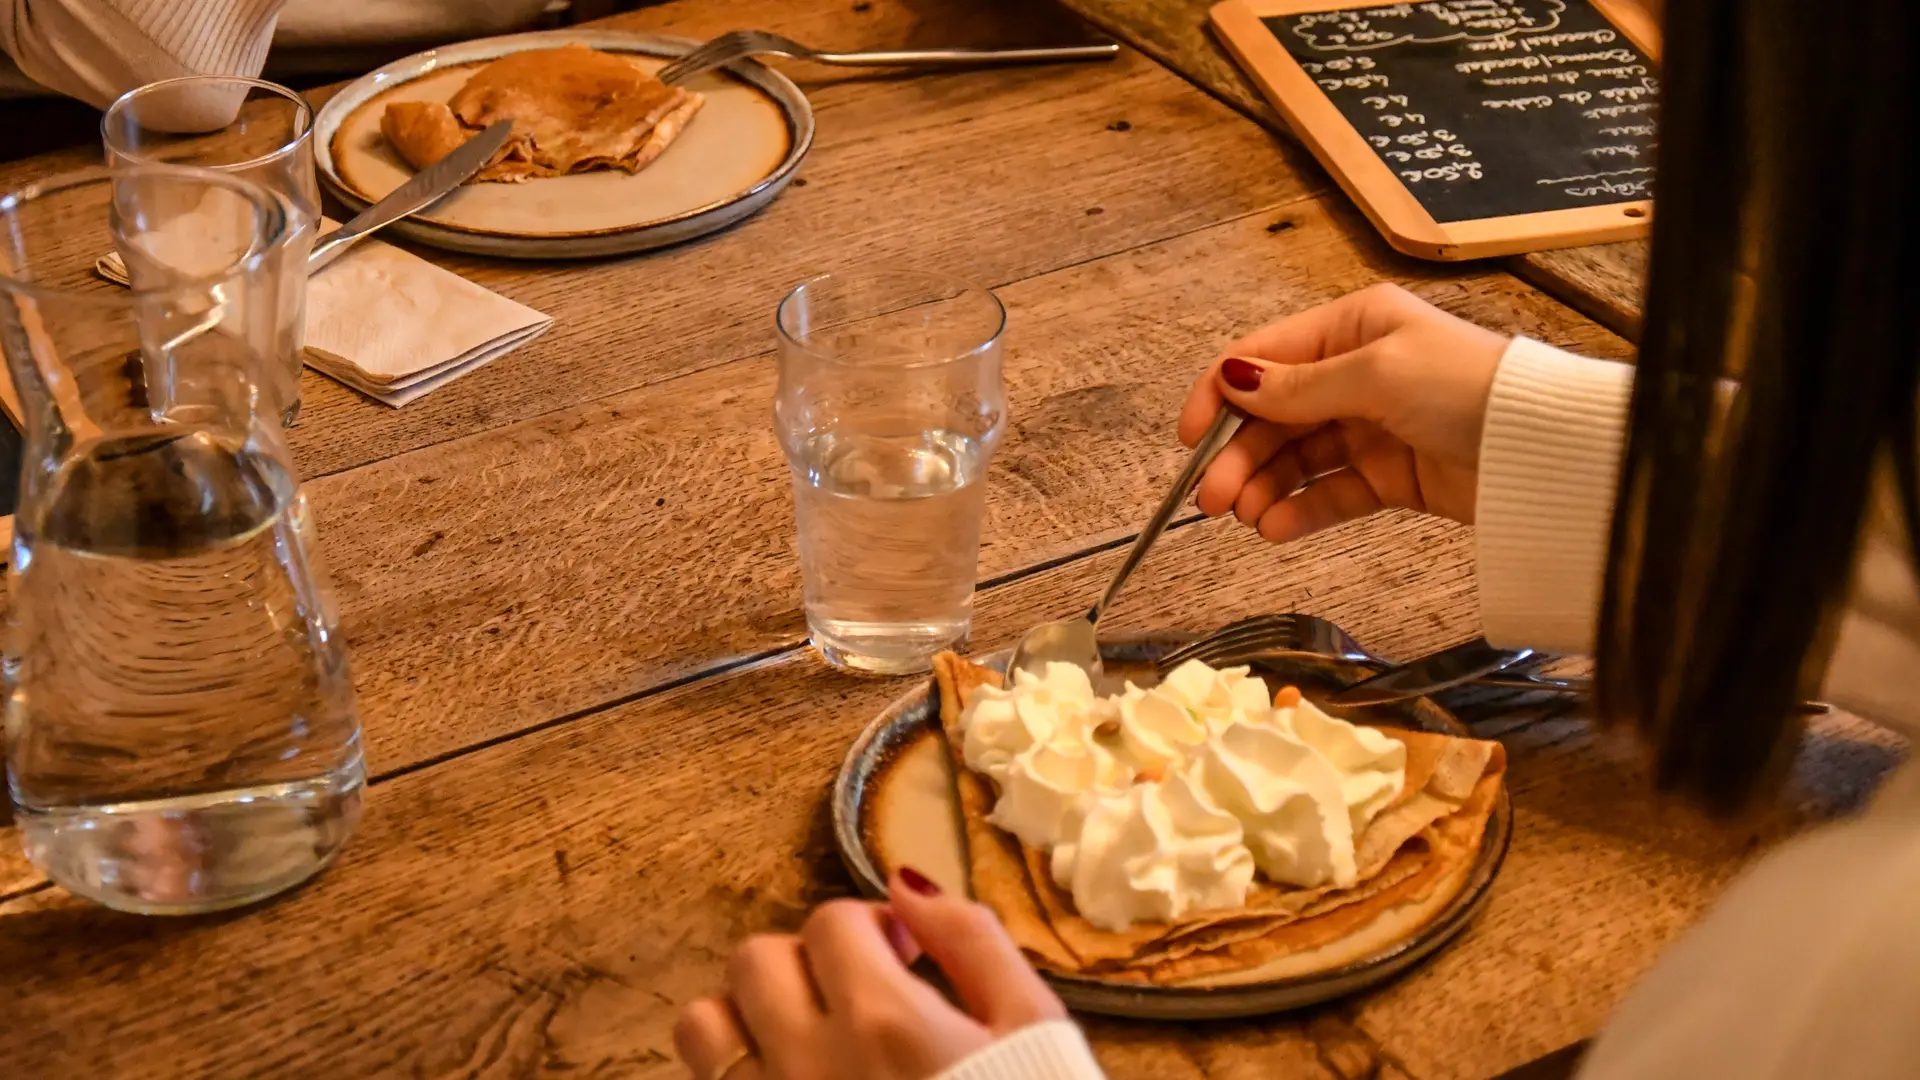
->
xmin=898 ymin=866 xmax=941 ymax=896
xmin=1220 ymin=357 xmax=1263 ymax=392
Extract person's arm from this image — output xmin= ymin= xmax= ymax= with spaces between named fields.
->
xmin=0 ymin=0 xmax=287 ymax=107
xmin=1474 ymin=337 xmax=1920 ymax=729
xmin=272 ymin=0 xmax=553 ymax=49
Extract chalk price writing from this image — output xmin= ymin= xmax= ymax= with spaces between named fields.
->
xmin=1319 ymin=74 xmax=1393 ymax=90
xmin=1402 ymin=161 xmax=1485 ymax=183
xmin=1299 ymin=56 xmax=1378 ymax=74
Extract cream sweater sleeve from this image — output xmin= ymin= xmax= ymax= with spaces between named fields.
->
xmin=931 ymin=1020 xmax=1106 ymax=1080
xmin=0 ymin=0 xmax=287 ymax=107
xmin=0 ymin=1 xmax=553 ymax=105
xmin=1476 ymin=337 xmax=1920 ymax=1080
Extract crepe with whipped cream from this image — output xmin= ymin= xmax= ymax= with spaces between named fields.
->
xmin=931 ymin=652 xmax=1505 ymax=983
xmin=380 ymin=45 xmax=704 ymax=184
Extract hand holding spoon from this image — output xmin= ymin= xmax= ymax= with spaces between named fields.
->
xmin=1007 ymin=405 xmax=1246 ymax=690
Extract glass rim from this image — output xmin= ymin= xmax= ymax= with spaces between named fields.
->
xmin=775 ymin=268 xmax=1007 ymax=370
xmin=0 ymin=164 xmax=290 ymax=307
xmin=102 ymin=75 xmax=314 ymax=174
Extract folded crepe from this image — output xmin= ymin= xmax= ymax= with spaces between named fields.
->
xmin=931 ymin=652 xmax=1506 ymax=985
xmin=380 ymin=44 xmax=705 ymax=183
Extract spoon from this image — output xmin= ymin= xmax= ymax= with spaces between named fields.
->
xmin=1007 ymin=404 xmax=1246 ymax=690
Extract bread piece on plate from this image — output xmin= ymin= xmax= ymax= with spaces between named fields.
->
xmin=380 ymin=44 xmax=706 ymax=184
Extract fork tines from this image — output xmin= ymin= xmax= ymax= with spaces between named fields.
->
xmin=1156 ymin=614 xmax=1314 ymax=671
xmin=656 ymin=30 xmax=767 ymax=85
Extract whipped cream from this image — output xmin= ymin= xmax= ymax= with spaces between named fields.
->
xmin=958 ymin=659 xmax=1409 ymax=930
xmin=1065 ymin=770 xmax=1255 ymax=930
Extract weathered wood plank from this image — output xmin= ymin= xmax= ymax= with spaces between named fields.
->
xmin=0 ymin=194 xmax=1627 ymax=905
xmin=1049 ymin=0 xmax=1653 ymax=340
xmin=290 ymin=196 xmax=1632 ymax=786
xmin=0 ymin=1 xmax=1327 ymax=480
xmin=0 ymin=515 xmax=1897 ymax=1078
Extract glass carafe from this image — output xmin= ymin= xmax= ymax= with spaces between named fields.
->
xmin=0 ymin=167 xmax=363 ymax=914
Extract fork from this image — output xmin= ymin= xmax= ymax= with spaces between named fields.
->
xmin=656 ymin=30 xmax=1120 ymax=86
xmin=1163 ymin=613 xmax=1830 ymax=712
xmin=1155 ymin=613 xmax=1585 ymax=694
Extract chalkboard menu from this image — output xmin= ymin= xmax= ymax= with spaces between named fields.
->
xmin=1262 ymin=0 xmax=1658 ymax=224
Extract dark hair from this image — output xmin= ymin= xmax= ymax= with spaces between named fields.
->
xmin=1595 ymin=0 xmax=1920 ymax=814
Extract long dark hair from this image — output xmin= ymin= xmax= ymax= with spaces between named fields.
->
xmin=1595 ymin=0 xmax=1920 ymax=814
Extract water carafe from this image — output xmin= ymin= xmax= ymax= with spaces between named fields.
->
xmin=0 ymin=167 xmax=363 ymax=914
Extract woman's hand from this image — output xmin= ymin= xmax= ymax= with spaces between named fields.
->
xmin=1179 ymin=283 xmax=1509 ymax=543
xmin=674 ymin=869 xmax=1066 ymax=1080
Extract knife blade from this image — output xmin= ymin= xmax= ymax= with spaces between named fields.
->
xmin=1322 ymin=637 xmax=1533 ymax=707
xmin=308 ymin=119 xmax=514 ymax=274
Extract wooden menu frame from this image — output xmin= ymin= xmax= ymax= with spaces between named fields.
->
xmin=1210 ymin=0 xmax=1663 ymax=260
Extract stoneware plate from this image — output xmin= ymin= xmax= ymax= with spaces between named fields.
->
xmin=312 ymin=29 xmax=813 ymax=258
xmin=833 ymin=634 xmax=1512 ymax=1021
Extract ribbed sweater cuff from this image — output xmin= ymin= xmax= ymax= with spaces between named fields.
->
xmin=1474 ymin=337 xmax=1634 ymax=655
xmin=934 ymin=1020 xmax=1107 ymax=1080
xmin=118 ymin=0 xmax=285 ymax=73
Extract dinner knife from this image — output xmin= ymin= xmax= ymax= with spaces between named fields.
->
xmin=308 ymin=119 xmax=514 ymax=274
xmin=1322 ymin=637 xmax=1533 ymax=707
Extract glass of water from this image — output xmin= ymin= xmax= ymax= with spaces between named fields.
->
xmin=0 ymin=167 xmax=363 ymax=914
xmin=104 ymin=77 xmax=321 ymax=426
xmin=776 ymin=269 xmax=1008 ymax=675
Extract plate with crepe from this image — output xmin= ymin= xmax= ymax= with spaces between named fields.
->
xmin=833 ymin=636 xmax=1510 ymax=1020
xmin=312 ymin=29 xmax=813 ymax=258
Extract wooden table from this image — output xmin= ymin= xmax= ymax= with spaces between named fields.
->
xmin=1052 ymin=0 xmax=1653 ymax=341
xmin=0 ymin=1 xmax=1899 ymax=1077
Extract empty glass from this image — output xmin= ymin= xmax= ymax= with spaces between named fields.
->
xmin=104 ymin=77 xmax=320 ymax=425
xmin=775 ymin=270 xmax=1008 ymax=675
xmin=0 ymin=167 xmax=363 ymax=914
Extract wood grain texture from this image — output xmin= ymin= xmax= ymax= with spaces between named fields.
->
xmin=272 ymin=198 xmax=1633 ymax=788
xmin=1051 ymin=0 xmax=1653 ymax=338
xmin=0 ymin=517 xmax=1899 ymax=1078
xmin=0 ymin=0 xmax=1627 ymax=914
xmin=285 ymin=0 xmax=1333 ymax=479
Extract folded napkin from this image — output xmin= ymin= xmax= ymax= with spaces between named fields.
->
xmin=100 ymin=220 xmax=551 ymax=407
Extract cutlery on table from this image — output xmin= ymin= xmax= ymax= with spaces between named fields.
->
xmin=657 ymin=30 xmax=1120 ymax=86
xmin=1158 ymin=613 xmax=1578 ymax=693
xmin=1166 ymin=614 xmax=1828 ymax=713
xmin=1007 ymin=405 xmax=1246 ymax=690
xmin=307 ymin=119 xmax=515 ymax=273
xmin=1320 ymin=637 xmax=1533 ymax=707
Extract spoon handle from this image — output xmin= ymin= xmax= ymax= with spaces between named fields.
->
xmin=1089 ymin=405 xmax=1246 ymax=627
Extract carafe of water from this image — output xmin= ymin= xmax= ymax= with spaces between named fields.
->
xmin=0 ymin=167 xmax=363 ymax=914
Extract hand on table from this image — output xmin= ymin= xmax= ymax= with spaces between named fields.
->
xmin=675 ymin=868 xmax=1066 ymax=1080
xmin=1180 ymin=283 xmax=1509 ymax=542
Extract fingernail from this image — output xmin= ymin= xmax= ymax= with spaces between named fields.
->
xmin=898 ymin=866 xmax=941 ymax=896
xmin=884 ymin=913 xmax=920 ymax=960
xmin=1220 ymin=357 xmax=1263 ymax=392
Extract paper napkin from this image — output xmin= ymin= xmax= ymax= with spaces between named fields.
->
xmin=99 ymin=222 xmax=551 ymax=408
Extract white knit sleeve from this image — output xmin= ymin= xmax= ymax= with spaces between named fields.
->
xmin=1474 ymin=336 xmax=1635 ymax=655
xmin=0 ymin=0 xmax=287 ymax=107
xmin=933 ymin=1020 xmax=1108 ymax=1080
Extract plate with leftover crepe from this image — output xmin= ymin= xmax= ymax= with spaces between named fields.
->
xmin=312 ymin=29 xmax=812 ymax=258
xmin=834 ymin=636 xmax=1510 ymax=1020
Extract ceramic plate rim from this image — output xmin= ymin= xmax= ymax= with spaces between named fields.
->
xmin=831 ymin=633 xmax=1514 ymax=1020
xmin=310 ymin=28 xmax=815 ymax=254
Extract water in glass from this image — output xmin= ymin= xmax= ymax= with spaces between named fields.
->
xmin=792 ymin=427 xmax=991 ymax=670
xmin=776 ymin=270 xmax=1008 ymax=675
